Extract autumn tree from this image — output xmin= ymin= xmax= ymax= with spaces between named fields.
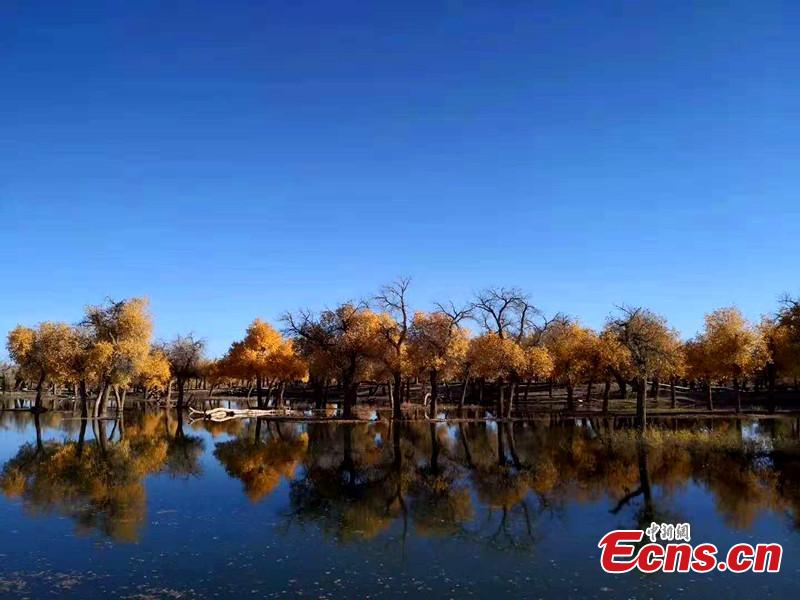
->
xmin=775 ymin=296 xmax=800 ymax=385
xmin=268 ymin=342 xmax=308 ymax=406
xmin=685 ymin=336 xmax=716 ymax=410
xmin=407 ymin=310 xmax=470 ymax=418
xmin=82 ymin=298 xmax=153 ymax=415
xmin=0 ymin=361 xmax=15 ymax=394
xmin=223 ymin=319 xmax=305 ymax=408
xmin=289 ymin=327 xmax=336 ymax=411
xmin=689 ymin=308 xmax=769 ymax=412
xmin=222 ymin=320 xmax=280 ymax=407
xmin=758 ymin=315 xmax=798 ymax=412
xmin=6 ymin=322 xmax=80 ymax=412
xmin=284 ymin=303 xmax=382 ymax=418
xmin=596 ymin=329 xmax=635 ymax=411
xmin=467 ymin=289 xmax=544 ymax=417
xmin=435 ymin=301 xmax=474 ymax=409
xmin=138 ymin=347 xmax=172 ymax=400
xmin=374 ymin=278 xmax=412 ymax=420
xmin=516 ymin=345 xmax=554 ymax=408
xmin=163 ymin=334 xmax=205 ymax=411
xmin=202 ymin=359 xmax=232 ymax=399
xmin=661 ymin=343 xmax=686 ymax=409
xmin=466 ymin=333 xmax=525 ymax=417
xmin=541 ymin=319 xmax=596 ymax=412
xmin=605 ymin=307 xmax=682 ymax=430
xmin=58 ymin=325 xmax=107 ymax=416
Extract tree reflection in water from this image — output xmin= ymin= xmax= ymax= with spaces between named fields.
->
xmin=0 ymin=411 xmax=204 ymax=542
xmin=4 ymin=412 xmax=800 ymax=550
xmin=251 ymin=417 xmax=800 ymax=551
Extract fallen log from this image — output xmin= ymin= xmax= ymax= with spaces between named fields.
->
xmin=189 ymin=407 xmax=304 ymax=422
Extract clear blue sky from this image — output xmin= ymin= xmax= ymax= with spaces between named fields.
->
xmin=1 ymin=1 xmax=798 ymax=357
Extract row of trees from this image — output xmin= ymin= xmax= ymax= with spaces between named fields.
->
xmin=5 ymin=284 xmax=800 ymax=428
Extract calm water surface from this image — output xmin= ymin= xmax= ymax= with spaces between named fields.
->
xmin=1 ymin=410 xmax=800 ymax=598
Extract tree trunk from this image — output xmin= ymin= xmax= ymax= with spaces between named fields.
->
xmin=636 ymin=376 xmax=647 ymax=432
xmin=602 ymin=378 xmax=611 ymax=413
xmin=767 ymin=362 xmax=776 ymax=413
xmin=343 ymin=381 xmax=357 ymax=419
xmin=706 ymin=380 xmax=714 ymax=411
xmin=94 ymin=381 xmax=109 ymax=417
xmin=256 ymin=375 xmax=263 ymax=408
xmin=79 ymin=380 xmax=89 ymax=418
xmin=313 ymin=379 xmax=325 ymax=410
xmin=429 ymin=370 xmax=439 ymax=419
xmin=586 ymin=379 xmax=594 ymax=402
xmin=734 ymin=377 xmax=741 ymax=413
xmin=177 ymin=378 xmax=185 ymax=411
xmin=566 ymin=382 xmax=575 ymax=412
xmin=33 ymin=371 xmax=46 ymax=412
xmin=264 ymin=383 xmax=274 ymax=407
xmin=505 ymin=381 xmax=517 ymax=418
xmin=459 ymin=372 xmax=470 ymax=409
xmin=618 ymin=379 xmax=627 ymax=399
xmin=670 ymin=378 xmax=677 ymax=409
xmin=393 ymin=372 xmax=403 ymax=420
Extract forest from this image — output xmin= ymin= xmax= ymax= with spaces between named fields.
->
xmin=4 ymin=280 xmax=800 ymax=430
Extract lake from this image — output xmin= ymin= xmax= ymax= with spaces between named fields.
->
xmin=1 ymin=410 xmax=799 ymax=598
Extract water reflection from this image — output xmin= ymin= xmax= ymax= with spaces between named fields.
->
xmin=215 ymin=420 xmax=308 ymax=501
xmin=211 ymin=416 xmax=800 ymax=548
xmin=0 ymin=411 xmax=204 ymax=542
xmin=3 ymin=411 xmax=800 ymax=547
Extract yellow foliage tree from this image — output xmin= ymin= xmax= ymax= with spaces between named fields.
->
xmin=466 ymin=333 xmax=525 ymax=417
xmin=690 ymin=307 xmax=770 ymax=412
xmin=596 ymin=329 xmax=635 ymax=410
xmin=6 ymin=322 xmax=80 ymax=412
xmin=605 ymin=307 xmax=682 ymax=429
xmin=541 ymin=320 xmax=597 ymax=412
xmin=138 ymin=348 xmax=172 ymax=400
xmin=285 ymin=304 xmax=383 ymax=418
xmin=407 ymin=311 xmax=470 ymax=417
xmin=82 ymin=298 xmax=154 ymax=415
xmin=223 ymin=319 xmax=306 ymax=408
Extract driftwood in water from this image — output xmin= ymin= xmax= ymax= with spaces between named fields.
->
xmin=189 ymin=407 xmax=303 ymax=422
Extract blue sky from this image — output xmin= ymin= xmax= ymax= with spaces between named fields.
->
xmin=1 ymin=1 xmax=798 ymax=357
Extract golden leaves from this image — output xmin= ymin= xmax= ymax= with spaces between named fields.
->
xmin=467 ymin=333 xmax=526 ymax=380
xmin=138 ymin=348 xmax=171 ymax=394
xmin=407 ymin=311 xmax=469 ymax=379
xmin=542 ymin=321 xmax=597 ymax=386
xmin=687 ymin=307 xmax=770 ymax=380
xmin=222 ymin=319 xmax=307 ymax=383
